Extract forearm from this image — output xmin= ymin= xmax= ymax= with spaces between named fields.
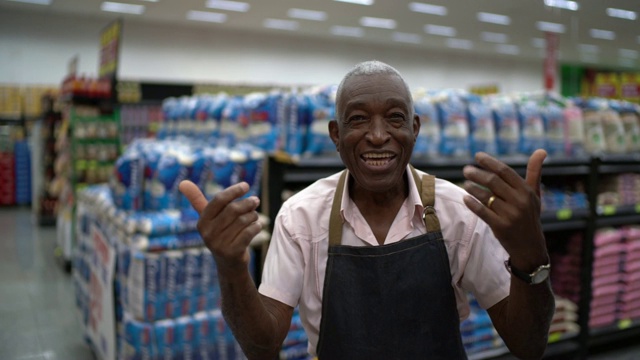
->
xmin=501 ymin=276 xmax=555 ymax=359
xmin=218 ymin=266 xmax=283 ymax=359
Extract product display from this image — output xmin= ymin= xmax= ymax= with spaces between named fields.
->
xmin=120 ymin=104 xmax=163 ymax=145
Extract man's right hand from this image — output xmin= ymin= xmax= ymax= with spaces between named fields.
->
xmin=179 ymin=180 xmax=262 ymax=273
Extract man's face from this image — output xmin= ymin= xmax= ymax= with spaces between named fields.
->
xmin=330 ymin=73 xmax=420 ymax=195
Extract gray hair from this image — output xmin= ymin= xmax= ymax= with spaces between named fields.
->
xmin=335 ymin=60 xmax=413 ymax=118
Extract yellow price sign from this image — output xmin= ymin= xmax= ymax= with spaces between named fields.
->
xmin=602 ymin=205 xmax=616 ymax=216
xmin=618 ymin=319 xmax=632 ymax=330
xmin=556 ymin=209 xmax=572 ymax=221
xmin=548 ymin=333 xmax=562 ymax=343
xmin=635 ymin=204 xmax=640 ymax=214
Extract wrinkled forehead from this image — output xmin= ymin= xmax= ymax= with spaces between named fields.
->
xmin=337 ymin=73 xmax=411 ymax=110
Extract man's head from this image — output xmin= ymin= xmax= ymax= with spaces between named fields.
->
xmin=329 ymin=60 xmax=420 ymax=196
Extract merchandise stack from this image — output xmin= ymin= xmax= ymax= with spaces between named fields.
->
xmin=120 ymin=104 xmax=163 ymax=146
xmin=0 ymin=127 xmax=14 ymax=205
xmin=550 ymin=297 xmax=581 ymax=342
xmin=622 ymin=227 xmax=640 ymax=322
xmin=597 ymin=173 xmax=640 ymax=211
xmin=590 ymin=228 xmax=626 ymax=329
xmin=460 ymin=295 xmax=505 ymax=357
xmin=550 ymin=233 xmax=582 ymax=305
xmin=13 ymin=140 xmax=31 ymax=205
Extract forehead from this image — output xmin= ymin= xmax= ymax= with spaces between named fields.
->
xmin=338 ymin=73 xmax=410 ymax=109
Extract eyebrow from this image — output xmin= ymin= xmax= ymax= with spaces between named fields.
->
xmin=344 ymin=97 xmax=409 ymax=113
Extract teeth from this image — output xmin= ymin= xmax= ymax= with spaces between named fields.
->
xmin=363 ymin=153 xmax=393 ymax=159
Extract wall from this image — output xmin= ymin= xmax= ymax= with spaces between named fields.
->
xmin=0 ymin=8 xmax=545 ymax=92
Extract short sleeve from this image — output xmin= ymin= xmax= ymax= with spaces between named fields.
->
xmin=460 ymin=218 xmax=511 ymax=310
xmin=258 ymin=209 xmax=304 ymax=308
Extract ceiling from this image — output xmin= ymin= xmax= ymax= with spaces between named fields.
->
xmin=2 ymin=0 xmax=639 ymax=70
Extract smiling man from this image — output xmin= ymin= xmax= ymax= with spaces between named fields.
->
xmin=180 ymin=60 xmax=555 ymax=359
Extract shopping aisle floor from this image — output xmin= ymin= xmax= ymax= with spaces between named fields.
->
xmin=1 ymin=207 xmax=640 ymax=360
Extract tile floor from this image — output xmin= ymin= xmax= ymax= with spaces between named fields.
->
xmin=0 ymin=207 xmax=639 ymax=360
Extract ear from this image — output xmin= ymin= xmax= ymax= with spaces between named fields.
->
xmin=412 ymin=114 xmax=421 ymax=142
xmin=329 ymin=120 xmax=340 ymax=149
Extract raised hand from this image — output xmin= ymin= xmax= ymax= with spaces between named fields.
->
xmin=462 ymin=149 xmax=549 ymax=270
xmin=180 ymin=180 xmax=262 ymax=272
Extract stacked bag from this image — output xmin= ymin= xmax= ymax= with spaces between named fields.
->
xmin=460 ymin=295 xmax=506 ymax=356
xmin=621 ymin=227 xmax=640 ymax=322
xmin=550 ymin=297 xmax=580 ymax=341
xmin=550 ymin=233 xmax=582 ymax=305
xmin=597 ymin=174 xmax=640 ymax=209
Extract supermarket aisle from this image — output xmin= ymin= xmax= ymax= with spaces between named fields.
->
xmin=0 ymin=208 xmax=93 ymax=360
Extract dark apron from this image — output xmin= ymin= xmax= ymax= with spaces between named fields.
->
xmin=316 ymin=168 xmax=467 ymax=359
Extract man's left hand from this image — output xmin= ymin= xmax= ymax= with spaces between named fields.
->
xmin=462 ymin=149 xmax=549 ymax=270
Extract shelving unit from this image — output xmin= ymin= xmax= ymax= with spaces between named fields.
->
xmin=262 ymin=153 xmax=640 ymax=360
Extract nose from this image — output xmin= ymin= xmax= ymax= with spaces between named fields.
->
xmin=365 ymin=116 xmax=391 ymax=146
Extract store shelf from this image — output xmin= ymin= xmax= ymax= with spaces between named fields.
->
xmin=595 ymin=214 xmax=640 ymax=227
xmin=473 ymin=337 xmax=581 ymax=360
xmin=541 ymin=208 xmax=589 ymax=232
xmin=589 ymin=320 xmax=640 ymax=349
xmin=597 ymin=154 xmax=640 ymax=174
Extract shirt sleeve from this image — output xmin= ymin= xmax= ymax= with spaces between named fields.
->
xmin=258 ymin=208 xmax=304 ymax=308
xmin=460 ymin=217 xmax=511 ymax=310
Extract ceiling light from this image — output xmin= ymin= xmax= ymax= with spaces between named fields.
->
xmin=536 ymin=21 xmax=566 ymax=33
xmin=619 ymin=58 xmax=636 ymax=68
xmin=206 ymin=0 xmax=249 ymax=12
xmin=446 ymin=38 xmax=473 ymax=50
xmin=287 ymin=8 xmax=327 ymax=21
xmin=532 ymin=38 xmax=546 ymax=48
xmin=544 ymin=0 xmax=579 ymax=11
xmin=481 ymin=32 xmax=508 ymax=43
xmin=392 ymin=32 xmax=421 ymax=44
xmin=408 ymin=2 xmax=447 ymax=16
xmin=477 ymin=12 xmax=511 ymax=25
xmin=606 ymin=8 xmax=637 ymax=20
xmin=580 ymin=54 xmax=598 ymax=64
xmin=6 ymin=0 xmax=51 ymax=4
xmin=263 ymin=19 xmax=299 ymax=31
xmin=360 ymin=16 xmax=396 ymax=29
xmin=187 ymin=10 xmax=227 ymax=23
xmin=331 ymin=25 xmax=364 ymax=37
xmin=496 ymin=44 xmax=519 ymax=55
xmin=579 ymin=44 xmax=599 ymax=53
xmin=334 ymin=0 xmax=373 ymax=5
xmin=590 ymin=29 xmax=615 ymax=40
xmin=138 ymin=0 xmax=158 ymax=2
xmin=424 ymin=24 xmax=456 ymax=37
xmin=619 ymin=49 xmax=639 ymax=59
xmin=101 ymin=2 xmax=144 ymax=14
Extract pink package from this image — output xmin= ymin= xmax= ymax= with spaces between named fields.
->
xmin=590 ymin=294 xmax=619 ymax=309
xmin=623 ymin=226 xmax=640 ymax=240
xmin=592 ymin=273 xmax=626 ymax=288
xmin=593 ymin=283 xmax=624 ymax=297
xmin=590 ymin=303 xmax=619 ymax=318
xmin=624 ymin=271 xmax=640 ymax=283
xmin=593 ymin=264 xmax=622 ymax=278
xmin=622 ymin=301 xmax=640 ymax=313
xmin=594 ymin=243 xmax=626 ymax=258
xmin=593 ymin=254 xmax=625 ymax=268
xmin=623 ymin=290 xmax=640 ymax=305
xmin=594 ymin=229 xmax=624 ymax=247
xmin=626 ymin=252 xmax=640 ymax=263
xmin=623 ymin=309 xmax=640 ymax=320
xmin=626 ymin=260 xmax=640 ymax=273
xmin=589 ymin=314 xmax=617 ymax=329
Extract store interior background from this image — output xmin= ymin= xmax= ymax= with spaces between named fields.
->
xmin=1 ymin=0 xmax=640 ymax=359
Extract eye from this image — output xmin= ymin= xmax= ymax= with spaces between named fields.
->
xmin=347 ymin=115 xmax=367 ymax=123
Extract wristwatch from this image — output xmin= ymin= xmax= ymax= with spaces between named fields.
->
xmin=504 ymin=259 xmax=551 ymax=285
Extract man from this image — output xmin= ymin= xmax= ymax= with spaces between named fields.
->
xmin=180 ymin=60 xmax=554 ymax=359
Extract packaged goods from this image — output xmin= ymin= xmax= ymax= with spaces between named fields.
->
xmin=435 ymin=91 xmax=470 ymax=157
xmin=304 ymin=86 xmax=337 ymax=156
xmin=466 ymin=96 xmax=496 ymax=155
xmin=244 ymin=92 xmax=281 ymax=153
xmin=220 ymin=96 xmax=246 ymax=147
xmin=517 ymin=99 xmax=545 ymax=155
xmin=111 ymin=149 xmax=145 ymax=211
xmin=541 ymin=101 xmax=566 ymax=156
xmin=492 ymin=99 xmax=520 ymax=155
xmin=413 ymin=95 xmax=440 ymax=157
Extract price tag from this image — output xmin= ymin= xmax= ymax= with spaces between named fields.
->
xmin=556 ymin=209 xmax=572 ymax=221
xmin=548 ymin=332 xmax=562 ymax=343
xmin=602 ymin=205 xmax=616 ymax=216
xmin=618 ymin=319 xmax=632 ymax=330
xmin=635 ymin=204 xmax=640 ymax=214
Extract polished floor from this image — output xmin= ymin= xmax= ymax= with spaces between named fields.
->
xmin=0 ymin=207 xmax=639 ymax=360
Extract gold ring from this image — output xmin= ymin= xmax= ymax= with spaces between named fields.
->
xmin=487 ymin=195 xmax=496 ymax=209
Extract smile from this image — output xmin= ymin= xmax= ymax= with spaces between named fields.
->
xmin=361 ymin=152 xmax=395 ymax=166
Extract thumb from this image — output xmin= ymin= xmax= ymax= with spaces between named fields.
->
xmin=526 ymin=149 xmax=547 ymax=197
xmin=179 ymin=180 xmax=208 ymax=215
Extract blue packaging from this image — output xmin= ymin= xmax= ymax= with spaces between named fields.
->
xmin=285 ymin=94 xmax=308 ymax=158
xmin=304 ymin=86 xmax=337 ymax=156
xmin=146 ymin=149 xmax=192 ymax=211
xmin=111 ymin=150 xmax=144 ymax=211
xmin=283 ymin=329 xmax=308 ymax=347
xmin=219 ymin=96 xmax=246 ymax=147
xmin=164 ymin=251 xmax=185 ymax=319
xmin=542 ymin=101 xmax=567 ymax=156
xmin=467 ymin=97 xmax=497 ymax=155
xmin=244 ymin=92 xmax=281 ymax=152
xmin=123 ymin=318 xmax=155 ymax=360
xmin=518 ymin=100 xmax=546 ymax=155
xmin=436 ymin=93 xmax=470 ymax=157
xmin=155 ymin=319 xmax=180 ymax=360
xmin=184 ymin=249 xmax=204 ymax=314
xmin=194 ymin=312 xmax=216 ymax=359
xmin=202 ymin=147 xmax=235 ymax=200
xmin=128 ymin=252 xmax=165 ymax=321
xmin=492 ymin=99 xmax=520 ymax=155
xmin=214 ymin=311 xmax=247 ymax=360
xmin=131 ymin=231 xmax=203 ymax=252
xmin=279 ymin=343 xmax=310 ymax=360
xmin=235 ymin=144 xmax=265 ymax=198
xmin=413 ymin=96 xmax=440 ymax=157
xmin=176 ymin=317 xmax=197 ymax=360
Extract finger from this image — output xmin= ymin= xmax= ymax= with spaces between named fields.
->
xmin=179 ymin=180 xmax=208 ymax=215
xmin=463 ymin=181 xmax=493 ymax=205
xmin=225 ymin=212 xmax=260 ymax=245
xmin=463 ymin=195 xmax=503 ymax=229
xmin=463 ymin=166 xmax=515 ymax=200
xmin=526 ymin=149 xmax=547 ymax=198
xmin=201 ymin=182 xmax=251 ymax=220
xmin=232 ymin=221 xmax=263 ymax=249
xmin=474 ymin=152 xmax=523 ymax=189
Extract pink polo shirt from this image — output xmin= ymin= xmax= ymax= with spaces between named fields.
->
xmin=258 ymin=166 xmax=511 ymax=356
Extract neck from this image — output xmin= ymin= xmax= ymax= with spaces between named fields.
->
xmin=349 ymin=171 xmax=409 ymax=210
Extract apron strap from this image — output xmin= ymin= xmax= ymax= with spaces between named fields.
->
xmin=328 ymin=167 xmax=442 ymax=247
xmin=329 ymin=170 xmax=348 ymax=247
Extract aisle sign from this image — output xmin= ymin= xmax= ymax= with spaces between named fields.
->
xmin=544 ymin=32 xmax=558 ymax=91
xmin=620 ymin=73 xmax=640 ymax=102
xmin=594 ymin=73 xmax=620 ymax=99
xmin=87 ymin=223 xmax=116 ymax=360
xmin=99 ymin=19 xmax=122 ymax=78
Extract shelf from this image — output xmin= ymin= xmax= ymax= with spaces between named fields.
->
xmin=598 ymin=153 xmax=640 ymax=173
xmin=589 ymin=320 xmax=640 ymax=349
xmin=540 ymin=208 xmax=589 ymax=232
xmin=472 ymin=338 xmax=581 ymax=360
xmin=595 ymin=214 xmax=640 ymax=228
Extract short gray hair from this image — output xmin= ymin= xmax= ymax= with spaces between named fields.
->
xmin=335 ymin=60 xmax=413 ymax=119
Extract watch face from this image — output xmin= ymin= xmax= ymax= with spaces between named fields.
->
xmin=532 ymin=268 xmax=550 ymax=284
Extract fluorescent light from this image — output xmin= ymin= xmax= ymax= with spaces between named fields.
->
xmin=619 ymin=58 xmax=636 ymax=68
xmin=590 ymin=29 xmax=615 ymax=40
xmin=360 ymin=16 xmax=396 ymax=29
xmin=392 ymin=32 xmax=421 ymax=44
xmin=477 ymin=12 xmax=511 ymax=25
xmin=187 ymin=10 xmax=227 ymax=23
xmin=206 ymin=0 xmax=249 ymax=12
xmin=101 ymin=1 xmax=144 ymax=14
xmin=619 ymin=49 xmax=639 ymax=59
xmin=544 ymin=0 xmax=579 ymax=11
xmin=138 ymin=0 xmax=158 ymax=2
xmin=579 ymin=44 xmax=599 ymax=53
xmin=446 ymin=38 xmax=473 ymax=50
xmin=287 ymin=8 xmax=327 ymax=21
xmin=424 ymin=24 xmax=456 ymax=37
xmin=481 ymin=31 xmax=508 ymax=43
xmin=6 ymin=0 xmax=51 ymax=4
xmin=532 ymin=38 xmax=546 ymax=48
xmin=331 ymin=25 xmax=364 ymax=37
xmin=263 ymin=19 xmax=299 ymax=31
xmin=606 ymin=8 xmax=636 ymax=20
xmin=334 ymin=0 xmax=373 ymax=5
xmin=496 ymin=44 xmax=519 ymax=55
xmin=408 ymin=2 xmax=447 ymax=16
xmin=580 ymin=54 xmax=598 ymax=64
xmin=536 ymin=21 xmax=566 ymax=33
